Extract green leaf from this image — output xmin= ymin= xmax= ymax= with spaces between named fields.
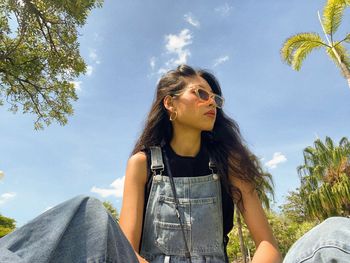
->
xmin=323 ymin=0 xmax=347 ymax=36
xmin=338 ymin=0 xmax=350 ymax=6
xmin=281 ymin=33 xmax=326 ymax=70
xmin=345 ymin=33 xmax=350 ymax=43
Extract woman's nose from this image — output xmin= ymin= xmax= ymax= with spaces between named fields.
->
xmin=208 ymin=96 xmax=217 ymax=108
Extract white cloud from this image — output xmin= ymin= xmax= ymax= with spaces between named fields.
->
xmin=161 ymin=29 xmax=192 ymax=70
xmin=0 ymin=192 xmax=16 ymax=205
xmin=184 ymin=13 xmax=200 ymax=28
xmin=0 ymin=170 xmax=4 ymax=180
xmin=89 ymin=49 xmax=101 ymax=64
xmin=265 ymin=152 xmax=287 ymax=169
xmin=165 ymin=29 xmax=192 ymax=54
xmin=91 ymin=176 xmax=125 ymax=198
xmin=86 ymin=65 xmax=94 ymax=76
xmin=150 ymin=57 xmax=156 ymax=70
xmin=150 ymin=29 xmax=193 ymax=77
xmin=215 ymin=3 xmax=233 ymax=17
xmin=213 ymin=55 xmax=230 ymax=67
xmin=71 ymin=81 xmax=82 ymax=92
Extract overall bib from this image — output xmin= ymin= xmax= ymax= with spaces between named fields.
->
xmin=140 ymin=146 xmax=227 ymax=263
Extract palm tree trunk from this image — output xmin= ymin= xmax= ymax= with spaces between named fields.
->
xmin=331 ymin=49 xmax=350 ymax=89
xmin=236 ymin=208 xmax=247 ymax=263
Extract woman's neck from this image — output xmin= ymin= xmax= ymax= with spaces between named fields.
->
xmin=170 ymin=127 xmax=201 ymax=157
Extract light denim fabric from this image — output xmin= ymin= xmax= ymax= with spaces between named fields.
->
xmin=283 ymin=217 xmax=350 ymax=263
xmin=140 ymin=147 xmax=227 ymax=263
xmin=0 ymin=195 xmax=138 ymax=263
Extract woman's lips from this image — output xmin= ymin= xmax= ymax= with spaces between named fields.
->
xmin=204 ymin=110 xmax=216 ymax=118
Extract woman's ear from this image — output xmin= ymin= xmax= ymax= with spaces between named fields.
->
xmin=163 ymin=95 xmax=175 ymax=111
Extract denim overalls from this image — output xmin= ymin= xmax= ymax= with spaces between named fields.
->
xmin=140 ymin=146 xmax=227 ymax=263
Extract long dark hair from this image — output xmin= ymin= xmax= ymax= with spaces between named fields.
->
xmin=132 ymin=64 xmax=261 ymax=210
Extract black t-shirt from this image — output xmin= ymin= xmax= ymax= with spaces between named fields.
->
xmin=142 ymin=143 xmax=234 ymax=243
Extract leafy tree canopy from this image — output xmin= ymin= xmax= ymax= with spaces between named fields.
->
xmin=0 ymin=0 xmax=103 ymax=129
xmin=0 ymin=213 xmax=16 ymax=238
xmin=279 ymin=188 xmax=310 ymax=224
xmin=298 ymin=136 xmax=350 ymax=220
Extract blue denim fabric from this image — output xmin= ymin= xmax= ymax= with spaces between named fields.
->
xmin=140 ymin=172 xmax=226 ymax=263
xmin=0 ymin=195 xmax=138 ymax=263
xmin=139 ymin=146 xmax=227 ymax=262
xmin=283 ymin=217 xmax=350 ymax=263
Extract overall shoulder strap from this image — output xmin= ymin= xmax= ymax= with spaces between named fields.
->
xmin=209 ymin=155 xmax=217 ymax=174
xmin=149 ymin=146 xmax=164 ymax=175
xmin=209 ymin=156 xmax=216 ymax=168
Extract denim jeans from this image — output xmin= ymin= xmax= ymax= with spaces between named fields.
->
xmin=283 ymin=217 xmax=350 ymax=263
xmin=0 ymin=195 xmax=138 ymax=263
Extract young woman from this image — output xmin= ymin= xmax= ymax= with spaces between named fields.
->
xmin=119 ymin=64 xmax=282 ymax=263
xmin=1 ymin=64 xmax=349 ymax=263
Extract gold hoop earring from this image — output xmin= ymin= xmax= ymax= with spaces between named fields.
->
xmin=170 ymin=111 xmax=178 ymax=121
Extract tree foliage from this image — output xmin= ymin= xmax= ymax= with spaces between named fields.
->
xmin=103 ymin=200 xmax=119 ymax=222
xmin=226 ymin=210 xmax=316 ymax=261
xmin=0 ymin=0 xmax=103 ymax=129
xmin=280 ymin=0 xmax=350 ymax=88
xmin=279 ymin=188 xmax=310 ymax=224
xmin=0 ymin=213 xmax=16 ymax=238
xmin=323 ymin=0 xmax=347 ymax=36
xmin=298 ymin=136 xmax=350 ymax=220
xmin=281 ymin=33 xmax=325 ymax=71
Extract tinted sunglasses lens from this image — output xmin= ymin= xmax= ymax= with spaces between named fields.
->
xmin=197 ymin=88 xmax=210 ymax=100
xmin=214 ymin=96 xmax=223 ymax=108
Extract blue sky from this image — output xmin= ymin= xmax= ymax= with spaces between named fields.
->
xmin=1 ymin=0 xmax=350 ymax=226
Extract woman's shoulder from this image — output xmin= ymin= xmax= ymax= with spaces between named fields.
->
xmin=126 ymin=151 xmax=148 ymax=184
xmin=129 ymin=151 xmax=147 ymax=163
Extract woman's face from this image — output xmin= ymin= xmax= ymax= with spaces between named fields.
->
xmin=170 ymin=75 xmax=218 ymax=132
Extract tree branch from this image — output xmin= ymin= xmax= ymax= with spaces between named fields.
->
xmin=24 ymin=0 xmax=59 ymax=54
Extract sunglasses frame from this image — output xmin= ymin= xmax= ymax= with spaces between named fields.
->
xmin=190 ymin=86 xmax=224 ymax=109
xmin=172 ymin=85 xmax=224 ymax=109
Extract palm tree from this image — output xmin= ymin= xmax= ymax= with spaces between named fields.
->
xmin=103 ymin=201 xmax=120 ymax=222
xmin=235 ymin=155 xmax=275 ymax=263
xmin=281 ymin=0 xmax=350 ymax=88
xmin=298 ymin=136 xmax=350 ymax=220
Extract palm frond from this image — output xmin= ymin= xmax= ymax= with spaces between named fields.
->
xmin=314 ymin=139 xmax=327 ymax=153
xmin=323 ymin=0 xmax=347 ymax=36
xmin=281 ymin=33 xmax=328 ymax=65
xmin=339 ymin=137 xmax=350 ymax=150
xmin=326 ymin=43 xmax=350 ymax=72
xmin=345 ymin=33 xmax=350 ymax=43
xmin=338 ymin=0 xmax=350 ymax=5
xmin=299 ymin=136 xmax=350 ymax=219
xmin=325 ymin=136 xmax=334 ymax=150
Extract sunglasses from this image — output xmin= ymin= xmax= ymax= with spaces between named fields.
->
xmin=190 ymin=87 xmax=224 ymax=109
